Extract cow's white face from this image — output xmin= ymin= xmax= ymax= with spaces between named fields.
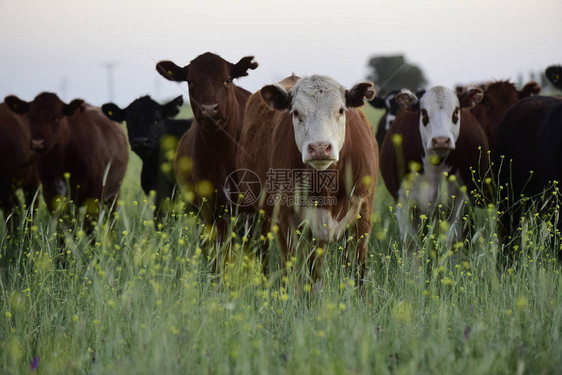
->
xmin=418 ymin=86 xmax=461 ymax=159
xmin=290 ymin=76 xmax=347 ymax=170
xmin=261 ymin=75 xmax=376 ymax=170
xmin=396 ymin=86 xmax=483 ymax=165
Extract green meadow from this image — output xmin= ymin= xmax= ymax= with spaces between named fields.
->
xmin=1 ymin=105 xmax=561 ymax=374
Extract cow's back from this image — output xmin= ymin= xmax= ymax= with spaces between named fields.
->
xmin=497 ymin=96 xmax=562 ymax=196
xmin=64 ymin=105 xmax=129 ymax=201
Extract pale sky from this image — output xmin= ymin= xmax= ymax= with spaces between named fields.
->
xmin=1 ymin=0 xmax=561 ymax=107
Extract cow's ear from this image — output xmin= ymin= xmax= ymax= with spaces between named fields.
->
xmin=4 ymin=95 xmax=30 ymax=114
xmin=101 ymin=103 xmax=125 ymax=122
xmin=518 ymin=81 xmax=541 ymax=98
xmin=346 ymin=82 xmax=376 ymax=108
xmin=545 ymin=65 xmax=562 ymax=90
xmin=459 ymin=87 xmax=483 ymax=108
xmin=261 ymin=84 xmax=291 ymax=111
xmin=156 ymin=61 xmax=189 ymax=82
xmin=395 ymin=90 xmax=419 ymax=112
xmin=369 ymin=96 xmax=387 ymax=109
xmin=63 ymin=99 xmax=84 ymax=117
xmin=161 ymin=95 xmax=183 ymax=117
xmin=231 ymin=56 xmax=258 ymax=79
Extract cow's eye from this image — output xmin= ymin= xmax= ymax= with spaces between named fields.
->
xmin=421 ymin=109 xmax=429 ymax=126
xmin=338 ymin=107 xmax=346 ymax=116
xmin=292 ymin=110 xmax=303 ymax=122
xmin=225 ymin=78 xmax=232 ymax=85
xmin=452 ymin=107 xmax=460 ymax=124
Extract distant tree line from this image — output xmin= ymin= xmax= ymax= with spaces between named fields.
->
xmin=366 ymin=55 xmax=427 ymax=96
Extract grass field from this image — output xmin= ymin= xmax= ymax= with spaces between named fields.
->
xmin=1 ymin=104 xmax=561 ymax=374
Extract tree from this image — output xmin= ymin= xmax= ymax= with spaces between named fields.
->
xmin=367 ymin=55 xmax=427 ymax=96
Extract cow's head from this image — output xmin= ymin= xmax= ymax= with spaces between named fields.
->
xmin=470 ymin=81 xmax=540 ymax=143
xmin=261 ymin=75 xmax=375 ymax=170
xmin=396 ymin=86 xmax=483 ymax=163
xmin=156 ymin=52 xmax=258 ymax=123
xmin=370 ymin=91 xmax=400 ymax=132
xmin=5 ymin=93 xmax=83 ymax=153
xmin=545 ymin=65 xmax=562 ymax=90
xmin=102 ymin=95 xmax=182 ymax=158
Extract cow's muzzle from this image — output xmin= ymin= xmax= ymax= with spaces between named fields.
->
xmin=30 ymin=139 xmax=46 ymax=151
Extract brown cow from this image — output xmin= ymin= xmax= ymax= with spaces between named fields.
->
xmin=381 ymin=86 xmax=489 ymax=249
xmin=467 ymin=80 xmax=540 ymax=153
xmin=0 ymin=103 xmax=39 ymax=217
xmin=4 ymin=93 xmax=129 ymax=217
xmin=155 ymin=52 xmax=258 ymax=242
xmin=237 ymin=75 xmax=378 ymax=285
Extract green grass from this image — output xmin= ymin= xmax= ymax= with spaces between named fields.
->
xmin=1 ymin=105 xmax=561 ymax=374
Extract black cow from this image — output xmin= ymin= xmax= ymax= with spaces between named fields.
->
xmin=546 ymin=65 xmax=562 ymax=90
xmin=369 ymin=91 xmax=399 ymax=147
xmin=102 ymin=95 xmax=193 ymax=217
xmin=496 ymin=93 xmax=562 ymax=254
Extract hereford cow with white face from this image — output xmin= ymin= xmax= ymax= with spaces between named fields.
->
xmin=262 ymin=75 xmax=372 ymax=170
xmin=238 ymin=75 xmax=378 ymax=285
xmin=381 ymin=86 xmax=489 ymax=249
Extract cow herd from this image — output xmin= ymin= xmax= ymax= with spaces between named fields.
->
xmin=1 ymin=53 xmax=561 ymax=285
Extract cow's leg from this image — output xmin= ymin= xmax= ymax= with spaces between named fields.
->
xmin=396 ymin=202 xmax=418 ymax=252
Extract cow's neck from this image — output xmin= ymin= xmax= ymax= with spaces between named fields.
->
xmin=39 ymin=121 xmax=71 ymax=170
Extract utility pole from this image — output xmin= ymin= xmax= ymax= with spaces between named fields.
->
xmin=101 ymin=61 xmax=118 ymax=102
xmin=59 ymin=76 xmax=68 ymax=101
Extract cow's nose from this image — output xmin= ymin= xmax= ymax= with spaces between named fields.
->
xmin=431 ymin=137 xmax=451 ymax=149
xmin=201 ymin=104 xmax=219 ymax=118
xmin=307 ymin=142 xmax=334 ymax=160
xmin=30 ymin=139 xmax=45 ymax=151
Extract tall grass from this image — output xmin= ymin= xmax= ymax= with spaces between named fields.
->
xmin=0 ymin=105 xmax=561 ymax=374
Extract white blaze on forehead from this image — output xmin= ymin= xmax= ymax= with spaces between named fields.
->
xmin=419 ymin=86 xmax=460 ymax=151
xmin=289 ymin=75 xmax=347 ymax=167
xmin=384 ymin=93 xmax=396 ymax=131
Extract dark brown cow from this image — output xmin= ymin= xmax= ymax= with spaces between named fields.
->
xmin=469 ymin=80 xmax=540 ymax=153
xmin=237 ymin=75 xmax=378 ymax=284
xmin=496 ymin=94 xmax=562 ymax=254
xmin=155 ymin=52 xmax=258 ymax=241
xmin=381 ymin=86 xmax=489 ymax=248
xmin=0 ymin=103 xmax=39 ymax=216
xmin=4 ymin=93 xmax=129 ymax=216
